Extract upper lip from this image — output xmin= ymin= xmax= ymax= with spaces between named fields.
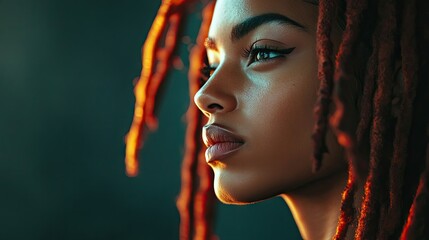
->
xmin=202 ymin=124 xmax=244 ymax=147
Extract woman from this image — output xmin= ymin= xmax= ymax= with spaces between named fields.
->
xmin=125 ymin=0 xmax=429 ymax=239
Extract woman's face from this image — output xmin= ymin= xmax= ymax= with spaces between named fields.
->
xmin=194 ymin=0 xmax=346 ymax=204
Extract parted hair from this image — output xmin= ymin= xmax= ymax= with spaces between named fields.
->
xmin=125 ymin=0 xmax=429 ymax=239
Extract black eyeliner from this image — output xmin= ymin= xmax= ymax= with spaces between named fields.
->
xmin=245 ymin=46 xmax=296 ymax=66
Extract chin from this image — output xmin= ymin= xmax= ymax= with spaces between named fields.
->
xmin=212 ymin=169 xmax=280 ymax=205
xmin=214 ymin=183 xmax=257 ymax=205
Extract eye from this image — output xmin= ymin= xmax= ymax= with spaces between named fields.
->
xmin=254 ymin=50 xmax=284 ymax=61
xmin=200 ymin=65 xmax=217 ymax=85
xmin=243 ymin=43 xmax=295 ymax=67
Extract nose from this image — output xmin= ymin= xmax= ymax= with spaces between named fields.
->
xmin=194 ymin=70 xmax=237 ymax=117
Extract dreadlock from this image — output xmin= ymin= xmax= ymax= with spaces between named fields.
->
xmin=314 ymin=0 xmax=429 ymax=239
xmin=125 ymin=0 xmax=217 ymax=239
xmin=177 ymin=3 xmax=216 ymax=239
xmin=126 ymin=0 xmax=429 ymax=239
xmin=311 ymin=0 xmax=335 ymax=172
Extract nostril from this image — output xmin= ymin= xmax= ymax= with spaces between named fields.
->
xmin=208 ymin=103 xmax=223 ymax=110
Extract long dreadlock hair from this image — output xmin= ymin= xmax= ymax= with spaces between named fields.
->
xmin=125 ymin=0 xmax=429 ymax=239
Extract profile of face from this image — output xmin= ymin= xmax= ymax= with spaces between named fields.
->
xmin=194 ymin=0 xmax=347 ymax=204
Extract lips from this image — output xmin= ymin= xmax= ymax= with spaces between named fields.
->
xmin=202 ymin=124 xmax=245 ymax=163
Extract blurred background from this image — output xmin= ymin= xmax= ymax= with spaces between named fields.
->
xmin=0 ymin=0 xmax=300 ymax=239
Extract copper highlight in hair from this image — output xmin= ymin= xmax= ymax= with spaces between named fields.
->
xmin=400 ymin=141 xmax=429 ymax=239
xmin=125 ymin=0 xmax=189 ymax=177
xmin=176 ymin=2 xmax=216 ymax=239
xmin=125 ymin=0 xmax=217 ymax=238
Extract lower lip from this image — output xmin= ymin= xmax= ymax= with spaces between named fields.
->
xmin=205 ymin=142 xmax=244 ymax=163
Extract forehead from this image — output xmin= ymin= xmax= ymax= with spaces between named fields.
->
xmin=209 ymin=0 xmax=318 ymax=37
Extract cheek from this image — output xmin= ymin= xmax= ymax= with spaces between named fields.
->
xmin=212 ymin=47 xmax=342 ymax=203
xmin=213 ymin=64 xmax=321 ymax=203
xmin=245 ymin=47 xmax=319 ymax=134
xmin=246 ymin=55 xmax=319 ymax=162
xmin=250 ymin=69 xmax=319 ymax=175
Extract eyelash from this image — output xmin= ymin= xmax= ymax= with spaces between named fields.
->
xmin=242 ymin=45 xmax=295 ymax=66
xmin=199 ymin=45 xmax=295 ymax=83
xmin=200 ymin=65 xmax=216 ymax=84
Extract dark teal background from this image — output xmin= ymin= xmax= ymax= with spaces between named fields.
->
xmin=0 ymin=1 xmax=301 ymax=239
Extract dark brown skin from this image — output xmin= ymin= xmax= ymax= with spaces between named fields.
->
xmin=194 ymin=0 xmax=351 ymax=239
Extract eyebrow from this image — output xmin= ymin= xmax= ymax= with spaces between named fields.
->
xmin=204 ymin=13 xmax=307 ymax=51
xmin=230 ymin=13 xmax=306 ymax=42
xmin=303 ymin=0 xmax=318 ymax=6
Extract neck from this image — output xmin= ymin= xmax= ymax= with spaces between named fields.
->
xmin=281 ymin=170 xmax=348 ymax=240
